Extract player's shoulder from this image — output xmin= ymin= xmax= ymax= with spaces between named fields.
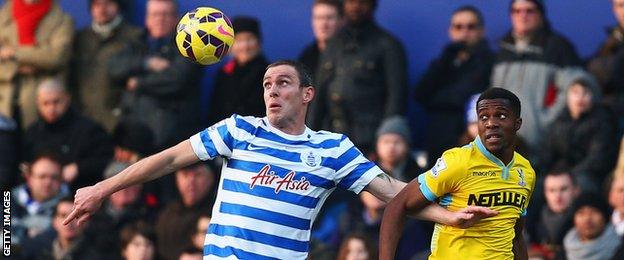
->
xmin=440 ymin=145 xmax=475 ymax=165
xmin=513 ymin=152 xmax=536 ymax=174
xmin=309 ymin=130 xmax=349 ymax=149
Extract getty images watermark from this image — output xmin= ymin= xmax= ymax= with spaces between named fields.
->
xmin=2 ymin=191 xmax=10 ymax=256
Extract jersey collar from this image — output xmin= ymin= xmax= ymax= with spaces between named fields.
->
xmin=474 ymin=137 xmax=515 ymax=180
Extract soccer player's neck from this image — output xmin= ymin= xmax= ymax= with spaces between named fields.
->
xmin=493 ymin=149 xmax=514 ymax=165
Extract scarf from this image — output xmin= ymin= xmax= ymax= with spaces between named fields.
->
xmin=91 ymin=15 xmax=122 ymax=39
xmin=563 ymin=224 xmax=621 ymax=260
xmin=12 ymin=0 xmax=53 ymax=45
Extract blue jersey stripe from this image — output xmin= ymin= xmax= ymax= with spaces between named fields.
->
xmin=217 ymin=124 xmax=234 ymax=151
xmin=337 ymin=161 xmax=376 ymax=190
xmin=234 ymin=117 xmax=346 ymax=149
xmin=199 ymin=130 xmax=219 ymax=158
xmin=321 ymin=146 xmax=361 ymax=172
xmin=204 ymin=245 xmax=280 ymax=260
xmin=208 ymin=224 xmax=310 ymax=252
xmin=227 ymin=159 xmax=335 ymax=189
xmin=233 ymin=141 xmax=302 ymax=163
xmin=222 ymin=179 xmax=319 ymax=208
xmin=220 ymin=202 xmax=311 ymax=231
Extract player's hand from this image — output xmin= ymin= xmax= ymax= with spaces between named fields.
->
xmin=449 ymin=206 xmax=498 ymax=228
xmin=62 ymin=184 xmax=105 ymax=226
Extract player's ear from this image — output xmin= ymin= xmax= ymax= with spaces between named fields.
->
xmin=303 ymin=86 xmax=315 ymax=104
xmin=514 ymin=117 xmax=522 ymax=131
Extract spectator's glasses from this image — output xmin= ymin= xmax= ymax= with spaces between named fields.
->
xmin=451 ymin=23 xmax=479 ymax=31
xmin=511 ymin=7 xmax=538 ymax=15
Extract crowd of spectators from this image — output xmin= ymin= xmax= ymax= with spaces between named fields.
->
xmin=1 ymin=0 xmax=624 ymax=259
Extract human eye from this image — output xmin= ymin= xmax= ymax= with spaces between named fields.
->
xmin=500 ymin=114 xmax=507 ymax=120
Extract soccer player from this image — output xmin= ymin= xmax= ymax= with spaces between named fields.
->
xmin=63 ymin=60 xmax=495 ymax=259
xmin=379 ymin=88 xmax=536 ymax=260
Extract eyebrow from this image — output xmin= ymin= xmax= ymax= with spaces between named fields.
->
xmin=263 ymin=74 xmax=294 ymax=81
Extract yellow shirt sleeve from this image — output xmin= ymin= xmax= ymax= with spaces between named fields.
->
xmin=417 ymin=149 xmax=465 ymax=201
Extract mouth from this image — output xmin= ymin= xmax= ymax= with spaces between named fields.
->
xmin=485 ymin=133 xmax=503 ymax=142
xmin=268 ymin=103 xmax=281 ymax=110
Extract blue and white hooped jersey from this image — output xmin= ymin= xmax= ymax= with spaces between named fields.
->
xmin=189 ymin=114 xmax=381 ymax=260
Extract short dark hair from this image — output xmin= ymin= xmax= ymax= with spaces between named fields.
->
xmin=120 ymin=221 xmax=157 ymax=251
xmin=573 ymin=192 xmax=611 ymax=221
xmin=545 ymin=170 xmax=577 ymax=187
xmin=266 ymin=60 xmax=314 ymax=88
xmin=453 ymin=5 xmax=484 ymax=27
xmin=314 ymin=0 xmax=343 ymax=16
xmin=477 ymin=88 xmax=521 ymax=118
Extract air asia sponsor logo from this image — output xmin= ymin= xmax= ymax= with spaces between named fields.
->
xmin=250 ymin=165 xmax=310 ymax=193
xmin=471 ymin=170 xmax=497 ymax=177
xmin=468 ymin=191 xmax=527 ymax=209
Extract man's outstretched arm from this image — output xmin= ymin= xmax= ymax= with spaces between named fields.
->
xmin=365 ymin=173 xmax=497 ymax=227
xmin=63 ymin=140 xmax=199 ymax=226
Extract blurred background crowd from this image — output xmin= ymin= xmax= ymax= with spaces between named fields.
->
xmin=1 ymin=0 xmax=624 ymax=259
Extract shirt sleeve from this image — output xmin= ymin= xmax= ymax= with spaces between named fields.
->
xmin=417 ymin=150 xmax=464 ymax=202
xmin=521 ymin=166 xmax=537 ymax=216
xmin=189 ymin=115 xmax=239 ymax=160
xmin=328 ymin=137 xmax=382 ymax=194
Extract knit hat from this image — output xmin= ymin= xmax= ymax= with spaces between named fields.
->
xmin=510 ymin=0 xmax=545 ymax=15
xmin=112 ymin=120 xmax=155 ymax=156
xmin=376 ymin=116 xmax=412 ymax=145
xmin=232 ymin=16 xmax=262 ymax=42
xmin=572 ymin=192 xmax=611 ymax=221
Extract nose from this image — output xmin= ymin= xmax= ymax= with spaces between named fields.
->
xmin=485 ymin=118 xmax=499 ymax=129
xmin=267 ymin=84 xmax=279 ymax=98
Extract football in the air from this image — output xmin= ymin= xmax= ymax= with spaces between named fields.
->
xmin=175 ymin=7 xmax=235 ymax=65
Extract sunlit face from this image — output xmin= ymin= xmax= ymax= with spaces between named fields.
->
xmin=343 ymin=0 xmax=374 ymax=25
xmin=231 ymin=32 xmax=261 ymax=64
xmin=510 ymin=1 xmax=543 ymax=36
xmin=609 ymin=177 xmax=624 ymax=213
xmin=574 ymin=206 xmax=607 ymax=241
xmin=91 ymin=0 xmax=119 ymax=25
xmin=312 ymin=3 xmax=341 ymax=43
xmin=614 ymin=0 xmax=624 ymax=28
xmin=27 ymin=158 xmax=62 ymax=202
xmin=145 ymin=0 xmax=177 ymax=38
xmin=345 ymin=238 xmax=369 ymax=260
xmin=37 ymin=88 xmax=70 ymax=124
xmin=53 ymin=202 xmax=84 ymax=241
xmin=477 ymin=99 xmax=521 ymax=156
xmin=176 ymin=165 xmax=214 ymax=207
xmin=544 ymin=174 xmax=578 ymax=214
xmin=566 ymin=84 xmax=593 ymax=118
xmin=448 ymin=11 xmax=484 ymax=46
xmin=263 ymin=65 xmax=314 ymax=129
xmin=122 ymin=234 xmax=155 ymax=260
xmin=376 ymin=133 xmax=409 ymax=167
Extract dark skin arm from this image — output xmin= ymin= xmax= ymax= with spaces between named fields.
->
xmin=513 ymin=217 xmax=528 ymax=260
xmin=378 ymin=178 xmax=497 ymax=260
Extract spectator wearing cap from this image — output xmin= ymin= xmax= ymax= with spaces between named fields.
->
xmin=562 ymin=192 xmax=620 ymax=260
xmin=70 ymin=0 xmax=142 ymax=132
xmin=207 ymin=16 xmax=268 ymax=125
xmin=374 ymin=116 xmax=421 ymax=182
xmin=491 ymin=0 xmax=597 ymax=166
xmin=108 ymin=0 xmax=202 ymax=149
xmin=155 ymin=162 xmax=216 ymax=260
xmin=112 ymin=119 xmax=155 ymax=164
xmin=414 ymin=5 xmax=494 ymax=167
xmin=22 ymin=78 xmax=114 ymax=191
xmin=542 ymin=79 xmax=618 ymax=193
